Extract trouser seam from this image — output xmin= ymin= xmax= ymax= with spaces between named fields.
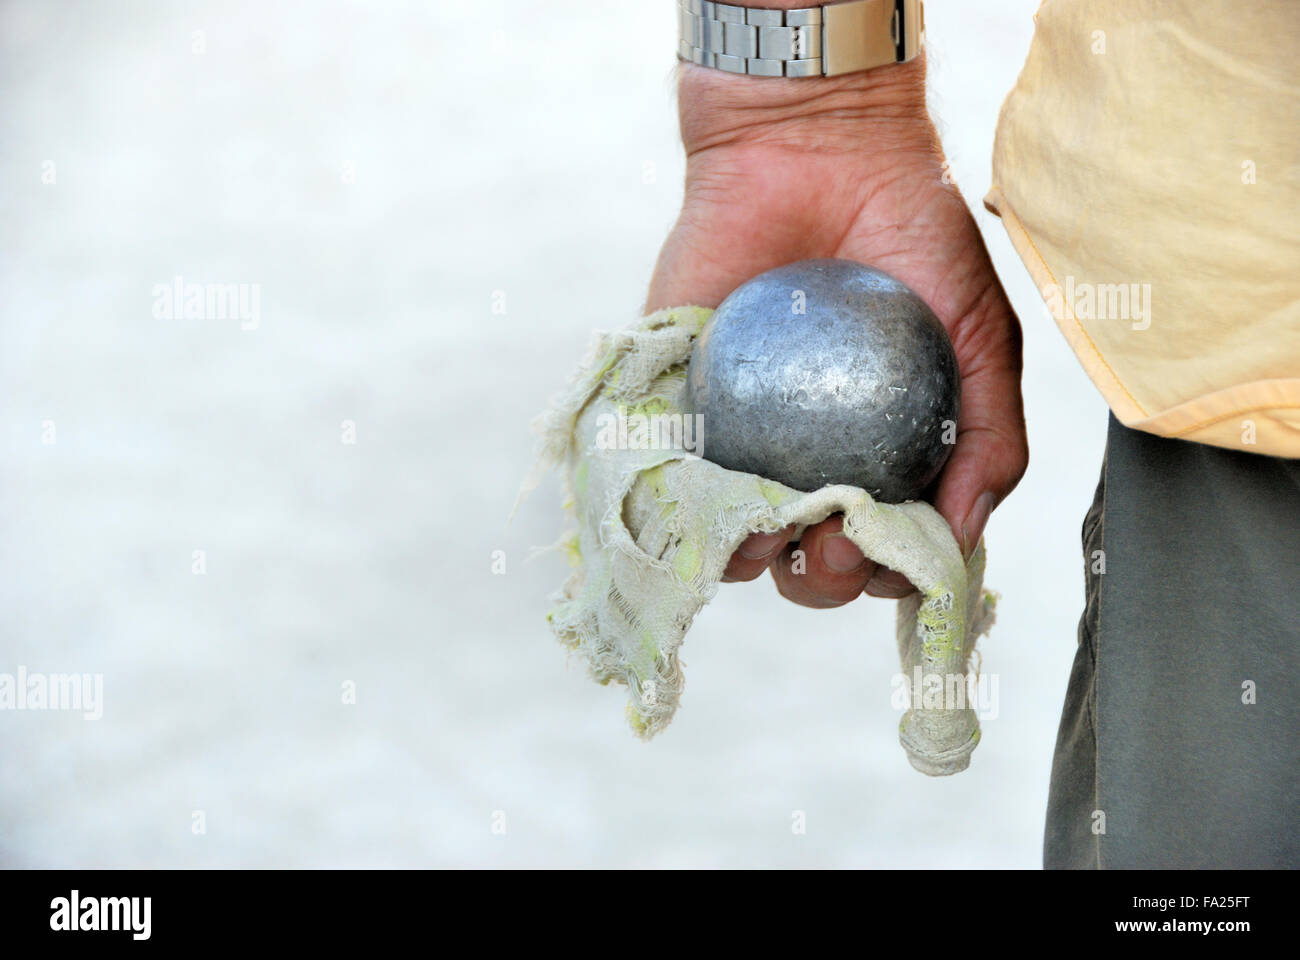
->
xmin=1093 ymin=442 xmax=1107 ymax=871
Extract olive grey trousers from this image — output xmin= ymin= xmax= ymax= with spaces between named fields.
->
xmin=1044 ymin=414 xmax=1300 ymax=868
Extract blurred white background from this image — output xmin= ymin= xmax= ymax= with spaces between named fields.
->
xmin=0 ymin=0 xmax=1107 ymax=867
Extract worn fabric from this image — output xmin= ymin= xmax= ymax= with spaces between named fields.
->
xmin=1045 ymin=413 xmax=1300 ymax=868
xmin=985 ymin=0 xmax=1300 ymax=456
xmin=528 ymin=307 xmax=997 ymax=776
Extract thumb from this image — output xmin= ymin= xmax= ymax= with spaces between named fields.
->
xmin=930 ymin=363 xmax=1028 ymax=560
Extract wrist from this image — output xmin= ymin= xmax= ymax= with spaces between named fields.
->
xmin=677 ymin=53 xmax=931 ymax=156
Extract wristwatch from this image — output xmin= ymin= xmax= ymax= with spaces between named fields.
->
xmin=677 ymin=0 xmax=924 ymax=77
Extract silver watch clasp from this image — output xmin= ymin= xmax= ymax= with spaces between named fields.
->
xmin=677 ymin=0 xmax=924 ymax=78
xmin=824 ymin=0 xmax=923 ymax=76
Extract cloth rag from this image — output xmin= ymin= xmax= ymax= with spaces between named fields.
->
xmin=525 ymin=306 xmax=998 ymax=775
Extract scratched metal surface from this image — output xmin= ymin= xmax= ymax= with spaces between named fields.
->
xmin=685 ymin=259 xmax=959 ymax=502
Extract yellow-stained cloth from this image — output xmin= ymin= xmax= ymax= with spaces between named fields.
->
xmin=985 ymin=0 xmax=1300 ymax=456
xmin=525 ymin=307 xmax=997 ymax=776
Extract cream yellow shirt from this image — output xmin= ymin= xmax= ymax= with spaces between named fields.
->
xmin=985 ymin=0 xmax=1300 ymax=456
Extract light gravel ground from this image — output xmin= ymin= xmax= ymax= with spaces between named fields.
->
xmin=0 ymin=0 xmax=1107 ymax=867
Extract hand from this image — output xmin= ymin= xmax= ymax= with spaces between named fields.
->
xmin=646 ymin=58 xmax=1027 ymax=606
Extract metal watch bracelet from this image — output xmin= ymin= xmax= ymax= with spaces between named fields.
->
xmin=677 ymin=0 xmax=924 ymax=78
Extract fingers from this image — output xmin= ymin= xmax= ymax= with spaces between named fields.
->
xmin=864 ymin=565 xmax=916 ymax=599
xmin=768 ymin=516 xmax=878 ymax=608
xmin=725 ymin=515 xmax=917 ymax=605
xmin=722 ymin=526 xmax=795 ymax=582
xmin=931 ymin=427 xmax=1023 ymax=559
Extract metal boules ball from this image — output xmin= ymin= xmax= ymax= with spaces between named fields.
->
xmin=683 ymin=259 xmax=960 ymax=504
